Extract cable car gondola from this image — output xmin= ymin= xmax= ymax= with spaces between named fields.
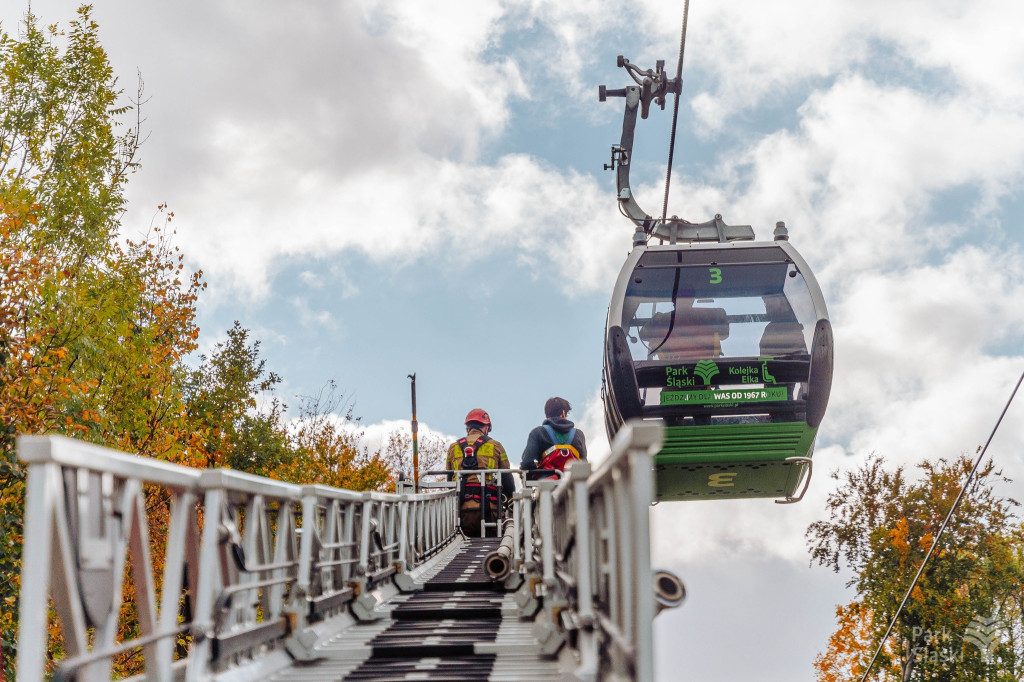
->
xmin=599 ymin=56 xmax=833 ymax=503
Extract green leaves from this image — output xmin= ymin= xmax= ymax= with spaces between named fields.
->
xmin=0 ymin=6 xmax=138 ymax=260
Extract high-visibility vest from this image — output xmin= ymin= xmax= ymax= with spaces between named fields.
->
xmin=452 ymin=437 xmax=502 ymax=471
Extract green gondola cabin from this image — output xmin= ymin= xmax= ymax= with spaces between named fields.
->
xmin=602 ymin=231 xmax=833 ymax=502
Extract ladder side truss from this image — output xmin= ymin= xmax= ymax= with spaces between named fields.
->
xmin=16 ymin=421 xmax=670 ymax=682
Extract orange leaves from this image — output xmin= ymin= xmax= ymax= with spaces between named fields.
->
xmin=823 ymin=603 xmax=868 ymax=663
xmin=814 ymin=603 xmax=899 ymax=682
xmin=888 ymin=517 xmax=911 ymax=567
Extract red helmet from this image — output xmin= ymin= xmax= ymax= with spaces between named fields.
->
xmin=465 ymin=408 xmax=491 ymax=428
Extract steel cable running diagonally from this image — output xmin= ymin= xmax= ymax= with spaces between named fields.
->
xmin=661 ymin=0 xmax=691 ymax=224
xmin=859 ymin=367 xmax=1024 ymax=681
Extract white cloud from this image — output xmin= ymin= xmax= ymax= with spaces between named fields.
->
xmin=577 ymin=387 xmax=611 ymax=466
xmin=347 ymin=417 xmax=458 ymax=459
xmin=827 ymin=249 xmax=1024 ymax=469
xmin=869 ymin=0 xmax=1024 ymax=106
xmin=172 ymin=63 xmax=1024 ymax=310
xmin=175 ymin=153 xmax=626 ymax=300
xmin=290 ymin=297 xmax=336 ymax=329
xmin=634 ymin=0 xmax=1024 ymax=128
xmin=101 ymin=0 xmax=1023 ymax=326
xmin=498 ymin=0 xmax=627 ymax=99
xmin=299 ymin=271 xmax=324 ymax=288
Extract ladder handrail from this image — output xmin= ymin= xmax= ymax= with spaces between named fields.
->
xmin=16 ymin=423 xmax=674 ymax=682
xmin=525 ymin=420 xmax=666 ymax=682
xmin=15 ymin=435 xmax=458 ymax=682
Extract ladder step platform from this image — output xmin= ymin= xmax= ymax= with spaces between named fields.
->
xmin=344 ymin=654 xmax=497 ymax=680
xmin=391 ymin=591 xmax=508 ymax=620
xmin=422 ymin=538 xmax=503 ymax=590
xmin=271 ymin=537 xmax=563 ymax=681
xmin=370 ymin=618 xmax=502 ymax=657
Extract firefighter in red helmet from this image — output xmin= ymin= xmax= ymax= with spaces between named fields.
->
xmin=446 ymin=409 xmax=510 ymax=477
xmin=446 ymin=409 xmax=512 ymax=536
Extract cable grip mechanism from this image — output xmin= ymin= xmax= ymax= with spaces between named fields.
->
xmin=600 ymin=55 xmax=681 ymax=119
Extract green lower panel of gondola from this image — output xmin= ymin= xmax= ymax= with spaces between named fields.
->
xmin=654 ymin=422 xmax=818 ymax=501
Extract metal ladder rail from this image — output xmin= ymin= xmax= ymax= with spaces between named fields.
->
xmin=15 ymin=422 xmax=679 ymax=681
xmin=14 ymin=435 xmax=458 ymax=682
xmin=526 ymin=420 xmax=672 ymax=682
xmin=286 ymin=476 xmax=562 ymax=681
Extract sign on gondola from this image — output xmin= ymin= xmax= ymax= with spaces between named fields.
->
xmin=660 ymin=387 xmax=788 ymax=407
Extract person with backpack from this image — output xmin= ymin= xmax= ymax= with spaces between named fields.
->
xmin=520 ymin=397 xmax=587 ymax=480
xmin=446 ymin=409 xmax=513 ymax=536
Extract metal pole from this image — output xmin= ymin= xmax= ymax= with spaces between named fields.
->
xmin=408 ymin=373 xmax=419 ymax=493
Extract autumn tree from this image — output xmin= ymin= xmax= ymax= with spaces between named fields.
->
xmin=0 ymin=9 xmax=153 ymax=674
xmin=0 ymin=7 xmax=407 ymax=676
xmin=0 ymin=6 xmax=140 ymax=258
xmin=808 ymin=454 xmax=1024 ymax=681
xmin=273 ymin=382 xmax=392 ymax=491
xmin=2 ymin=9 xmax=208 ymax=675
xmin=183 ymin=321 xmax=287 ymax=470
xmin=0 ymin=198 xmax=76 ymax=677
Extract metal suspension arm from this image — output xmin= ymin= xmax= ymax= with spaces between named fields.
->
xmin=600 ymin=57 xmax=754 ymax=246
xmin=599 ymin=84 xmax=651 ymax=245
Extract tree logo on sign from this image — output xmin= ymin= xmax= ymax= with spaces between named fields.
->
xmin=694 ymin=360 xmax=720 ymax=385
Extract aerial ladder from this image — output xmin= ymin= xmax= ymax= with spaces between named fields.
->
xmin=14 ymin=420 xmax=684 ymax=681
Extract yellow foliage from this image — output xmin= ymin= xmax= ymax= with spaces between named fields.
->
xmin=815 ymin=603 xmax=901 ymax=682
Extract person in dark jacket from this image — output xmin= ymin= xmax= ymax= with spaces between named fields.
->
xmin=520 ymin=397 xmax=587 ymax=479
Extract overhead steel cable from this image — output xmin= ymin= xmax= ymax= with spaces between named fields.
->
xmin=661 ymin=0 xmax=691 ymax=224
xmin=859 ymin=367 xmax=1024 ymax=682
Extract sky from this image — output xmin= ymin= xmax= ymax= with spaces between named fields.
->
xmin=5 ymin=1 xmax=1024 ymax=679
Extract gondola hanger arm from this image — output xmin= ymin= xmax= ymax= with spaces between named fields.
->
xmin=599 ymin=56 xmax=753 ymax=246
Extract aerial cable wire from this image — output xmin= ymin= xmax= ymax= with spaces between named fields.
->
xmin=859 ymin=367 xmax=1024 ymax=682
xmin=661 ymin=0 xmax=691 ymax=223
